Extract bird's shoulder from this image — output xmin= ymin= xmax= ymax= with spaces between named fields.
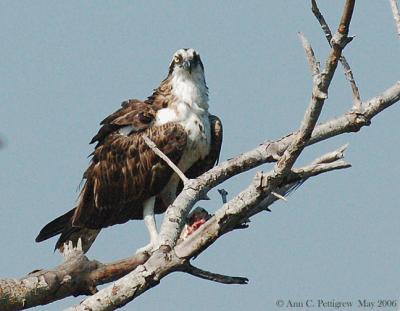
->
xmin=90 ymin=99 xmax=159 ymax=146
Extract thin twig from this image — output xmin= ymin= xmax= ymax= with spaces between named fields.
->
xmin=341 ymin=58 xmax=362 ymax=110
xmin=291 ymin=160 xmax=351 ymax=180
xmin=217 ymin=189 xmax=228 ymax=203
xmin=298 ymin=32 xmax=320 ymax=76
xmin=271 ymin=191 xmax=287 ymax=202
xmin=389 ymin=0 xmax=400 ymax=37
xmin=321 ymin=0 xmax=355 ymax=89
xmin=182 ymin=263 xmax=248 ymax=285
xmin=143 ymin=134 xmax=189 ymax=184
xmin=311 ymin=143 xmax=349 ymax=165
xmin=311 ymin=0 xmax=362 ymax=110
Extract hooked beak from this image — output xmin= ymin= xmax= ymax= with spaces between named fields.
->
xmin=182 ymin=60 xmax=192 ymax=73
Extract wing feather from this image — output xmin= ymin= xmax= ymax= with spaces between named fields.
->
xmin=90 ymin=99 xmax=156 ymax=146
xmin=73 ymin=123 xmax=187 ymax=229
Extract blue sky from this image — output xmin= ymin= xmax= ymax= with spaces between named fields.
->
xmin=1 ymin=1 xmax=399 ymax=310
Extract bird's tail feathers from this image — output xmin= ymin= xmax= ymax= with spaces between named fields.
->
xmin=35 ymin=209 xmax=75 ymax=243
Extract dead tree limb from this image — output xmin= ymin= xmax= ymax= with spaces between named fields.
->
xmin=389 ymin=0 xmax=400 ymax=37
xmin=311 ymin=0 xmax=362 ymax=110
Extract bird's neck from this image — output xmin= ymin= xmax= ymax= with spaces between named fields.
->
xmin=170 ymin=71 xmax=209 ymax=111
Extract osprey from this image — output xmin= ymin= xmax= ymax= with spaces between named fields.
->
xmin=36 ymin=48 xmax=223 ymax=253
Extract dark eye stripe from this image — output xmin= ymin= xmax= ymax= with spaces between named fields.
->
xmin=168 ymin=50 xmax=203 ymax=75
xmin=175 ymin=54 xmax=183 ymax=62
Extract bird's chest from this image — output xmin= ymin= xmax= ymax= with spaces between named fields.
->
xmin=155 ymin=102 xmax=211 ymax=171
xmin=180 ymin=109 xmax=211 ymax=168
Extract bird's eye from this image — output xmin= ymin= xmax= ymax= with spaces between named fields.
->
xmin=174 ymin=56 xmax=180 ymax=63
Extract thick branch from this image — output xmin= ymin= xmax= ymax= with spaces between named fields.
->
xmin=175 ymin=152 xmax=351 ymax=260
xmin=0 ymin=252 xmax=149 ymax=311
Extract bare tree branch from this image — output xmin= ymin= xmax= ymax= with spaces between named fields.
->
xmin=217 ymin=189 xmax=228 ymax=203
xmin=180 ymin=263 xmax=248 ymax=285
xmin=271 ymin=191 xmax=288 ymax=202
xmin=298 ymin=32 xmax=320 ymax=76
xmin=0 ymin=250 xmax=150 ymax=311
xmin=389 ymin=0 xmax=400 ymax=37
xmin=311 ymin=0 xmax=362 ymax=110
xmin=244 ymin=144 xmax=351 ymax=219
xmin=143 ymin=134 xmax=189 ymax=184
xmin=277 ymin=0 xmax=355 ymax=175
xmin=175 ymin=150 xmax=352 ymax=260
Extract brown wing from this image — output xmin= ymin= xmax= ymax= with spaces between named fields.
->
xmin=184 ymin=114 xmax=223 ymax=179
xmin=72 ymin=123 xmax=187 ymax=229
xmin=89 ymin=99 xmax=156 ymax=147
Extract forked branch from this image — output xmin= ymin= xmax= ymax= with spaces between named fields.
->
xmin=312 ymin=0 xmax=362 ymax=110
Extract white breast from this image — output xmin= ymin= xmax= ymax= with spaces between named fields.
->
xmin=155 ymin=103 xmax=211 ymax=170
xmin=156 ymin=103 xmax=211 ymax=206
xmin=155 ymin=69 xmax=211 ymax=205
xmin=155 ymin=69 xmax=211 ymax=170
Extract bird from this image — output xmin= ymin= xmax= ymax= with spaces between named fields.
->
xmin=35 ymin=48 xmax=223 ymax=254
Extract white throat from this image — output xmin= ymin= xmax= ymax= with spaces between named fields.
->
xmin=155 ymin=69 xmax=209 ymax=126
xmin=170 ymin=70 xmax=209 ymax=111
xmin=156 ymin=69 xmax=212 ymax=205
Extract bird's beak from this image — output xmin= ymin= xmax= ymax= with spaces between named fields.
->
xmin=182 ymin=60 xmax=192 ymax=73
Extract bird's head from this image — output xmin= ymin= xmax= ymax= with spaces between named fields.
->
xmin=168 ymin=48 xmax=204 ymax=76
